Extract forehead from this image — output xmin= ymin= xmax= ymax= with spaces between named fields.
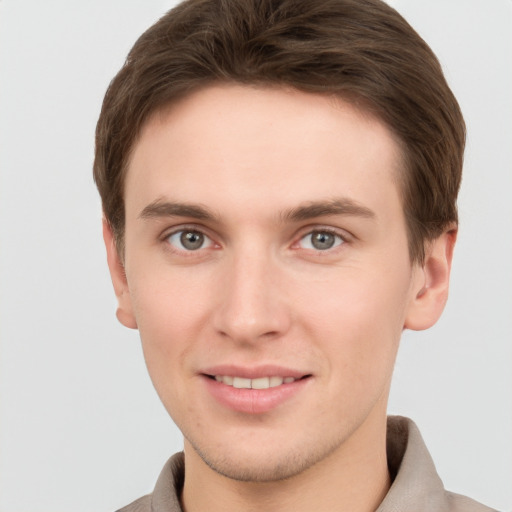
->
xmin=125 ymin=84 xmax=404 ymax=225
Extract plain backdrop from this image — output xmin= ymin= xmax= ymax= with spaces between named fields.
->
xmin=0 ymin=1 xmax=511 ymax=511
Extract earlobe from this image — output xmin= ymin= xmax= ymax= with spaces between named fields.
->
xmin=102 ymin=219 xmax=138 ymax=330
xmin=404 ymin=227 xmax=457 ymax=331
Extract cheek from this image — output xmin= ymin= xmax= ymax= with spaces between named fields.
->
xmin=130 ymin=260 xmax=212 ymax=335
xmin=126 ymin=268 xmax=214 ymax=394
xmin=299 ymin=268 xmax=410 ymax=380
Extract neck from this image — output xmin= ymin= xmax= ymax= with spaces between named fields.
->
xmin=181 ymin=412 xmax=391 ymax=512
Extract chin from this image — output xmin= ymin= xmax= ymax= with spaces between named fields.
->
xmin=187 ymin=434 xmax=344 ymax=483
xmin=201 ymin=450 xmax=313 ymax=482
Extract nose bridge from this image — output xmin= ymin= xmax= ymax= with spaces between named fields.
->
xmin=213 ymin=245 xmax=289 ymax=343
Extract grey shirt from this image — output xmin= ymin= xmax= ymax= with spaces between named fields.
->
xmin=117 ymin=416 xmax=497 ymax=512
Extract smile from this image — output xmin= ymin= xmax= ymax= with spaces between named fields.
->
xmin=213 ymin=375 xmax=298 ymax=389
xmin=204 ymin=372 xmax=311 ymax=414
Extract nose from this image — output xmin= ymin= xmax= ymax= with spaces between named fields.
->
xmin=212 ymin=250 xmax=291 ymax=345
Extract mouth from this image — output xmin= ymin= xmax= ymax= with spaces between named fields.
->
xmin=202 ymin=369 xmax=312 ymax=414
xmin=200 ymin=365 xmax=312 ymax=413
xmin=206 ymin=374 xmax=311 ymax=389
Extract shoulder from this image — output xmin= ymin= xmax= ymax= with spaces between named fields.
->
xmin=116 ymin=494 xmax=151 ymax=512
xmin=445 ymin=491 xmax=498 ymax=512
xmin=114 ymin=452 xmax=185 ymax=512
xmin=382 ymin=417 xmax=498 ymax=512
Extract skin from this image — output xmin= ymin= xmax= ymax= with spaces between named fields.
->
xmin=104 ymin=84 xmax=456 ymax=512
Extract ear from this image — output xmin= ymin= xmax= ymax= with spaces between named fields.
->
xmin=102 ymin=219 xmax=138 ymax=329
xmin=404 ymin=227 xmax=457 ymax=331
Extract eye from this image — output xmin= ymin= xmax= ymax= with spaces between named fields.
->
xmin=298 ymin=230 xmax=344 ymax=251
xmin=166 ymin=229 xmax=214 ymax=251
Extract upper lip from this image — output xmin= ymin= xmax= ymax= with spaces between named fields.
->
xmin=201 ymin=364 xmax=310 ymax=379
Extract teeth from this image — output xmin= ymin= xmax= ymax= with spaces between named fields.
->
xmin=251 ymin=377 xmax=270 ymax=389
xmin=233 ymin=377 xmax=251 ymax=389
xmin=269 ymin=376 xmax=284 ymax=387
xmin=214 ymin=375 xmax=297 ymax=389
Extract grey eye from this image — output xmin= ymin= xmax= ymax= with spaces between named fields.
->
xmin=299 ymin=230 xmax=343 ymax=251
xmin=167 ymin=230 xmax=212 ymax=251
xmin=181 ymin=231 xmax=204 ymax=250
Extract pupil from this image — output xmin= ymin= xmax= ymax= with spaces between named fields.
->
xmin=181 ymin=231 xmax=204 ymax=250
xmin=312 ymin=231 xmax=334 ymax=250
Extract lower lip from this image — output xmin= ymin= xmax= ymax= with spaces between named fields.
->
xmin=202 ymin=376 xmax=310 ymax=414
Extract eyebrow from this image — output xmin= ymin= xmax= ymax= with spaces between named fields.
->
xmin=139 ymin=197 xmax=376 ymax=224
xmin=281 ymin=198 xmax=376 ymax=222
xmin=139 ymin=199 xmax=218 ymax=221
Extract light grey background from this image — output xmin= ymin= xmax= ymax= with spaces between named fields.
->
xmin=0 ymin=1 xmax=511 ymax=511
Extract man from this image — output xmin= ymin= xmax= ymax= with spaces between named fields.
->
xmin=93 ymin=0 xmax=496 ymax=510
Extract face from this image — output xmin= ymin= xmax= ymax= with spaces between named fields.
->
xmin=107 ymin=85 xmax=445 ymax=482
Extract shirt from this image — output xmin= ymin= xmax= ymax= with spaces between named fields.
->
xmin=117 ymin=416 xmax=497 ymax=512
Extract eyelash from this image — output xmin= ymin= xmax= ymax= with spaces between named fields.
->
xmin=294 ymin=228 xmax=347 ymax=252
xmin=163 ymin=225 xmax=217 ymax=254
xmin=161 ymin=225 xmax=349 ymax=255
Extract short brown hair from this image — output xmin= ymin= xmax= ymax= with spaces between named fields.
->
xmin=94 ymin=0 xmax=465 ymax=263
